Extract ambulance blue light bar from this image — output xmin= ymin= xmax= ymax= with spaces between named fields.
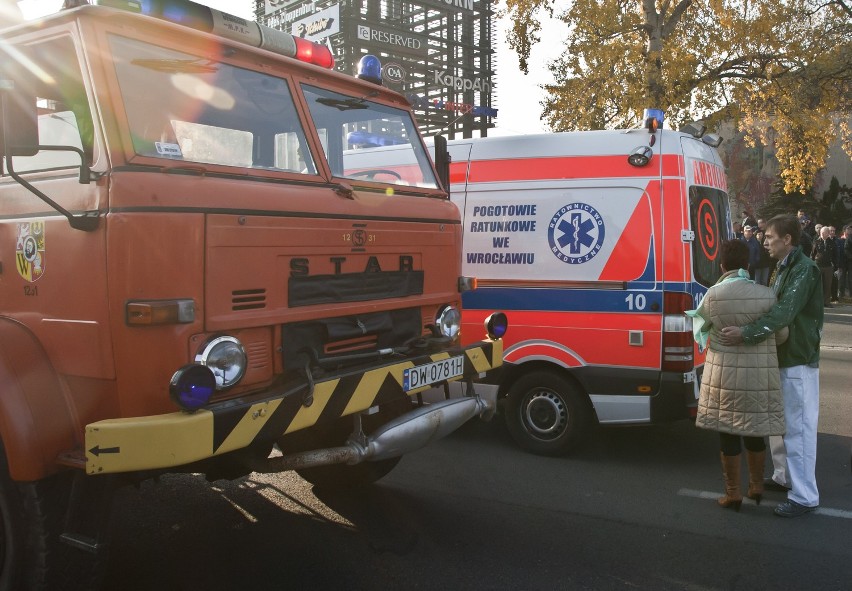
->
xmin=93 ymin=0 xmax=334 ymax=69
xmin=347 ymin=131 xmax=406 ymax=148
xmin=644 ymin=108 xmax=664 ymax=131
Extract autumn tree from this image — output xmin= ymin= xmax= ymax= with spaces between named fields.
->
xmin=501 ymin=0 xmax=852 ymax=193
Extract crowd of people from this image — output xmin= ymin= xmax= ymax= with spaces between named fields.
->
xmin=689 ymin=213 xmax=827 ymax=518
xmin=734 ymin=209 xmax=852 ymax=306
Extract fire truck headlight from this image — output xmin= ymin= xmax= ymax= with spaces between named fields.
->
xmin=484 ymin=312 xmax=508 ymax=340
xmin=195 ymin=336 xmax=247 ymax=390
xmin=436 ymin=305 xmax=461 ymax=339
xmin=627 ymin=146 xmax=653 ymax=167
xmin=170 ymin=364 xmax=216 ymax=411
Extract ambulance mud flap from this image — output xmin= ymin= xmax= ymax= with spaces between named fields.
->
xmin=253 ymin=391 xmax=497 ymax=473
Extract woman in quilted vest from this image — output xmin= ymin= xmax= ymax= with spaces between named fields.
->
xmin=687 ymin=240 xmax=786 ymax=511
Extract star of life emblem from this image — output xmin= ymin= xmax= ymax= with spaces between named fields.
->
xmin=547 ymin=203 xmax=606 ymax=264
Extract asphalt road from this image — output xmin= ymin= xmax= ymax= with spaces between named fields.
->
xmin=103 ymin=305 xmax=852 ymax=591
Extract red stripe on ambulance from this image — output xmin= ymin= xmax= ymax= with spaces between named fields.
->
xmin=465 ymin=154 xmax=682 ymax=183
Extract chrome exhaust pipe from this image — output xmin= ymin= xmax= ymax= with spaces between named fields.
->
xmin=365 ymin=395 xmax=488 ymax=461
xmin=255 ymin=390 xmax=496 ymax=473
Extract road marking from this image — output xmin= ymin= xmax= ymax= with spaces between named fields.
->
xmin=677 ymin=488 xmax=852 ymax=519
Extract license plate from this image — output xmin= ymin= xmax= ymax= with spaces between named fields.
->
xmin=403 ymin=356 xmax=464 ymax=391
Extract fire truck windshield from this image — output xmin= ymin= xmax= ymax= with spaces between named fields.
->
xmin=302 ymin=85 xmax=439 ymax=190
xmin=110 ymin=34 xmax=317 ymax=174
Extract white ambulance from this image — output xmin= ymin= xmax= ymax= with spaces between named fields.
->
xmin=446 ymin=115 xmax=732 ymax=454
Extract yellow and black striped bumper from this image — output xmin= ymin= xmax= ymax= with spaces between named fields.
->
xmin=85 ymin=339 xmax=502 ymax=475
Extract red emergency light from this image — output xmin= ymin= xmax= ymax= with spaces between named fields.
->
xmin=90 ymin=0 xmax=334 ymax=69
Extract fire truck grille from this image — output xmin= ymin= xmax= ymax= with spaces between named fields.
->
xmin=245 ymin=339 xmax=271 ymax=371
xmin=281 ymin=308 xmax=422 ymax=371
xmin=232 ymin=289 xmax=266 ymax=311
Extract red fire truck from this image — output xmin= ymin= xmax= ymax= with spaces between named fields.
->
xmin=0 ymin=1 xmax=505 ymax=587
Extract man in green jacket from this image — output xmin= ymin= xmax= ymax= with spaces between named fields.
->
xmin=719 ymin=214 xmax=823 ymax=517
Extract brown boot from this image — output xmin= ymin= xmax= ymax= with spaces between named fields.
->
xmin=745 ymin=449 xmax=766 ymax=505
xmin=718 ymin=452 xmax=743 ymax=511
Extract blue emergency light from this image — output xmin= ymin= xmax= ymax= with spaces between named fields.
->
xmin=644 ymin=108 xmax=664 ymax=131
xmin=347 ymin=131 xmax=406 ymax=148
xmin=357 ymin=55 xmax=383 ymax=85
xmin=169 ymin=364 xmax=216 ymax=412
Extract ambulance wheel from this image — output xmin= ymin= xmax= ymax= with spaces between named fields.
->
xmin=0 ymin=448 xmax=108 ymax=591
xmin=504 ymin=371 xmax=591 ymax=456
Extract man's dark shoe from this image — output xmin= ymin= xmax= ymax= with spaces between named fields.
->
xmin=774 ymin=499 xmax=817 ymax=518
xmin=764 ymin=478 xmax=791 ymax=492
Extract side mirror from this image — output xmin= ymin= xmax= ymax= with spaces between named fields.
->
xmin=1 ymin=78 xmax=98 ymax=231
xmin=433 ymin=134 xmax=450 ymax=194
xmin=0 ymin=79 xmax=39 ymax=158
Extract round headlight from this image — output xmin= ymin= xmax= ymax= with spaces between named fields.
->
xmin=195 ymin=336 xmax=247 ymax=390
xmin=170 ymin=364 xmax=216 ymax=411
xmin=436 ymin=305 xmax=461 ymax=339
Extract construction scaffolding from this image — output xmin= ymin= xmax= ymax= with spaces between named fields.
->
xmin=254 ymin=0 xmax=495 ymax=139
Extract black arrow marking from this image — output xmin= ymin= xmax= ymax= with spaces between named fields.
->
xmin=89 ymin=445 xmax=120 ymax=456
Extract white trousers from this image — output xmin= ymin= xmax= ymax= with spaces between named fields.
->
xmin=769 ymin=365 xmax=820 ymax=506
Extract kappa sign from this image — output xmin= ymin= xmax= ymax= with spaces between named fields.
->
xmin=434 ymin=71 xmax=491 ymax=92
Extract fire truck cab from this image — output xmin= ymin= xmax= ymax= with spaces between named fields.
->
xmin=446 ymin=116 xmax=731 ymax=455
xmin=0 ymin=1 xmax=504 ymax=587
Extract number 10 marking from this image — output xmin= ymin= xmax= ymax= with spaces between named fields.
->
xmin=625 ymin=293 xmax=647 ymax=310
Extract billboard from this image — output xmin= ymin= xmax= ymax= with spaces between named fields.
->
xmin=355 ymin=21 xmax=428 ymax=59
xmin=292 ymin=4 xmax=340 ymax=42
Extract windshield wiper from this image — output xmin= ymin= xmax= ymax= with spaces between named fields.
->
xmin=316 ymin=91 xmax=378 ymax=111
xmin=131 ymin=58 xmax=218 ymax=74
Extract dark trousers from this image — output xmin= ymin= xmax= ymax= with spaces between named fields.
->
xmin=819 ymin=266 xmax=834 ymax=305
xmin=719 ymin=432 xmax=766 ymax=456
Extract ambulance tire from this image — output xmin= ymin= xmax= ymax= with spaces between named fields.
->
xmin=0 ymin=448 xmax=107 ymax=591
xmin=504 ymin=371 xmax=591 ymax=456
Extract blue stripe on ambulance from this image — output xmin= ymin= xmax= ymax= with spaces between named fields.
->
xmin=462 ymin=281 xmax=707 ymax=313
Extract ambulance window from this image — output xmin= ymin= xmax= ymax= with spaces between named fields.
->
xmin=301 ymin=85 xmax=439 ymax=189
xmin=109 ymin=35 xmax=316 ymax=174
xmin=1 ymin=36 xmax=94 ymax=175
xmin=689 ymin=186 xmax=729 ymax=287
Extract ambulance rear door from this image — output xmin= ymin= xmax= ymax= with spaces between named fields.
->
xmin=681 ymin=136 xmax=730 ymax=306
